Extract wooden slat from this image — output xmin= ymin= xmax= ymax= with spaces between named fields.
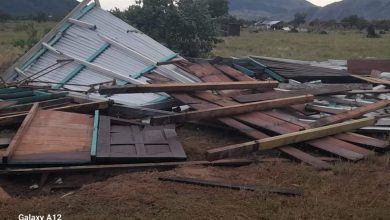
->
xmin=305 ymin=104 xmax=347 ymax=115
xmin=3 ymin=103 xmax=39 ymax=163
xmin=310 ymin=100 xmax=390 ymax=128
xmin=335 ymin=133 xmax=390 ymax=149
xmin=0 ymin=100 xmax=110 ymax=126
xmin=99 ymin=81 xmax=278 ymax=94
xmin=0 ymin=159 xmax=255 ymax=175
xmin=159 ymin=176 xmax=303 ymax=196
xmin=151 ymin=95 xmax=314 ymax=125
xmin=348 ymin=59 xmax=390 ymax=75
xmin=233 ymin=85 xmax=351 ymax=103
xmin=207 ymin=117 xmax=376 ymax=160
xmin=171 ymin=93 xmax=330 ymax=169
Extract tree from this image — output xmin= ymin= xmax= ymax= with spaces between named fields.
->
xmin=292 ymin=13 xmax=306 ymax=28
xmin=0 ymin=10 xmax=10 ymax=22
xmin=341 ymin=15 xmax=368 ymax=30
xmin=34 ymin=12 xmax=49 ymax=23
xmin=112 ymin=0 xmax=219 ymax=57
xmin=207 ymin=0 xmax=229 ymax=18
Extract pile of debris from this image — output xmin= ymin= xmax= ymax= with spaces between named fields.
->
xmin=0 ymin=0 xmax=389 ymax=196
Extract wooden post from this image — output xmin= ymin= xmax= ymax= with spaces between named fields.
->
xmin=99 ymin=81 xmax=279 ymax=94
xmin=207 ymin=117 xmax=376 ymax=161
xmin=150 ymin=95 xmax=314 ymax=125
xmin=310 ymin=100 xmax=390 ymax=128
xmin=3 ymin=103 xmax=39 ymax=163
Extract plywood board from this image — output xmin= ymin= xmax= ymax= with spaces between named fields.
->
xmin=9 ymin=110 xmax=93 ymax=164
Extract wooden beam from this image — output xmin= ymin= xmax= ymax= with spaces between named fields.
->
xmin=348 ymin=89 xmax=390 ymax=94
xmin=150 ymin=95 xmax=314 ymax=125
xmin=159 ymin=176 xmax=303 ymax=196
xmin=310 ymin=100 xmax=390 ymax=128
xmin=0 ymin=159 xmax=254 ymax=175
xmin=99 ymin=81 xmax=279 ymax=94
xmin=207 ymin=117 xmax=376 ymax=161
xmin=3 ymin=103 xmax=39 ymax=163
xmin=0 ymin=101 xmax=111 ymax=126
xmin=0 ymin=97 xmax=73 ymax=116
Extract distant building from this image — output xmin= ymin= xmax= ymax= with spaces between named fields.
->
xmin=255 ymin=20 xmax=284 ymax=30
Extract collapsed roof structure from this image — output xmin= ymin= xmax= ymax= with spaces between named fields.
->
xmin=3 ymin=0 xmax=199 ymax=107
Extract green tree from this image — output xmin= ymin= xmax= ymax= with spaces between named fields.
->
xmin=0 ymin=10 xmax=10 ymax=22
xmin=112 ymin=0 xmax=218 ymax=57
xmin=341 ymin=15 xmax=368 ymax=30
xmin=207 ymin=0 xmax=229 ymax=18
xmin=292 ymin=13 xmax=306 ymax=28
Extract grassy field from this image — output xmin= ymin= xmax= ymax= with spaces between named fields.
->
xmin=213 ymin=29 xmax=390 ymax=61
xmin=0 ymin=21 xmax=55 ymax=73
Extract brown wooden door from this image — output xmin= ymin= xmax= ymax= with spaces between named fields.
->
xmin=96 ymin=116 xmax=186 ymax=162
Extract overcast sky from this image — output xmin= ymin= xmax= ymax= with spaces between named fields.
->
xmin=95 ymin=0 xmax=341 ymax=10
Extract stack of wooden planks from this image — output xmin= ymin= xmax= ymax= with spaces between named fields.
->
xmin=97 ymin=60 xmax=389 ymax=170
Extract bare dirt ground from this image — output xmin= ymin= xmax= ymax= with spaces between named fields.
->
xmin=1 ymin=125 xmax=390 ymax=220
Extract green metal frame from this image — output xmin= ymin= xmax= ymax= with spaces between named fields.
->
xmin=131 ymin=53 xmax=178 ymax=79
xmin=90 ymin=110 xmax=100 ymax=159
xmin=6 ymin=91 xmax=68 ymax=104
xmin=8 ymin=3 xmax=97 ymax=82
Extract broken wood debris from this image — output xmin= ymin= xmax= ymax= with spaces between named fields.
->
xmin=206 ymin=117 xmax=376 ymax=161
xmin=159 ymin=176 xmax=304 ymax=196
xmin=310 ymin=100 xmax=390 ymax=128
xmin=99 ymin=81 xmax=278 ymax=94
xmin=150 ymin=95 xmax=314 ymax=125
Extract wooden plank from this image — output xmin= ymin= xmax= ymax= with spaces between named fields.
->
xmin=0 ymin=101 xmax=110 ymax=126
xmin=0 ymin=97 xmax=73 ymax=116
xmin=3 ymin=103 xmax=39 ymax=163
xmin=348 ymin=89 xmax=390 ymax=94
xmin=159 ymin=176 xmax=303 ymax=196
xmin=334 ymin=133 xmax=390 ymax=149
xmin=0 ymin=91 xmax=34 ymax=99
xmin=0 ymin=159 xmax=255 ymax=175
xmin=9 ymin=110 xmax=93 ymax=164
xmin=207 ymin=117 xmax=376 ymax=160
xmin=348 ymin=59 xmax=390 ymax=75
xmin=0 ymin=186 xmax=10 ymax=200
xmin=99 ymin=81 xmax=278 ymax=94
xmin=214 ymin=65 xmax=257 ymax=82
xmin=151 ymin=95 xmax=314 ymax=125
xmin=0 ymin=138 xmax=11 ymax=148
xmin=351 ymin=75 xmax=390 ymax=85
xmin=233 ymin=85 xmax=351 ymax=103
xmin=305 ymin=104 xmax=347 ymax=115
xmin=310 ymin=100 xmax=390 ymax=128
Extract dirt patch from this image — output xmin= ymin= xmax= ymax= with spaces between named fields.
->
xmin=0 ymin=125 xmax=390 ymax=219
xmin=1 ymin=157 xmax=390 ymax=219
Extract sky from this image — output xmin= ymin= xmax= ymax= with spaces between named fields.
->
xmin=95 ymin=0 xmax=341 ymax=10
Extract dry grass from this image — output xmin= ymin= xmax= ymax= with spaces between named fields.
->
xmin=0 ymin=21 xmax=55 ymax=73
xmin=213 ymin=30 xmax=390 ymax=61
xmin=1 ymin=157 xmax=390 ymax=220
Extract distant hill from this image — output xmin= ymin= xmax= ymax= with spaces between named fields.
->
xmin=229 ymin=0 xmax=318 ymax=21
xmin=0 ymin=0 xmax=78 ymax=18
xmin=229 ymin=0 xmax=390 ymax=21
xmin=310 ymin=0 xmax=390 ymax=20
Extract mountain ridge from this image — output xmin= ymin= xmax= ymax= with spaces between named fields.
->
xmin=0 ymin=0 xmax=78 ymax=18
xmin=229 ymin=0 xmax=390 ymax=21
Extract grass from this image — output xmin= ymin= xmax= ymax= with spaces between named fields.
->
xmin=213 ymin=29 xmax=390 ymax=61
xmin=0 ymin=21 xmax=55 ymax=73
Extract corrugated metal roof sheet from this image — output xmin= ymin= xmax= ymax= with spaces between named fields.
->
xmin=7 ymin=0 xmax=199 ymax=106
